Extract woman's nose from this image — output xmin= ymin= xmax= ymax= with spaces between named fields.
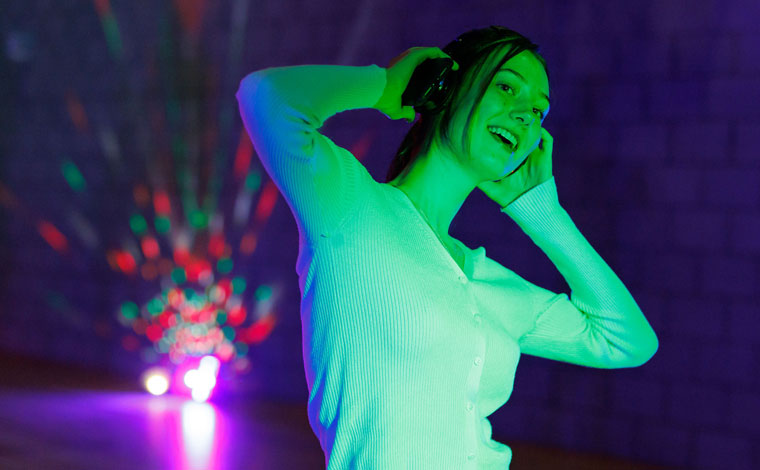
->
xmin=510 ymin=108 xmax=534 ymax=125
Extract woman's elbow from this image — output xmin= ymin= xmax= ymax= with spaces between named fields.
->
xmin=627 ymin=332 xmax=659 ymax=368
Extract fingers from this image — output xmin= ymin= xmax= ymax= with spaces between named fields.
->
xmin=411 ymin=46 xmax=459 ymax=70
xmin=539 ymin=128 xmax=553 ymax=151
xmin=403 ymin=106 xmax=416 ymax=123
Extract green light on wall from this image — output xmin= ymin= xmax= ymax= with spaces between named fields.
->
xmin=155 ymin=216 xmax=171 ymax=234
xmin=61 ymin=160 xmax=86 ymax=192
xmin=147 ymin=298 xmax=164 ymax=315
xmin=255 ymin=285 xmax=272 ymax=301
xmin=222 ymin=326 xmax=235 ymax=341
xmin=121 ymin=301 xmax=139 ymax=319
xmin=190 ymin=210 xmax=208 ymax=229
xmin=231 ymin=277 xmax=247 ymax=294
xmin=171 ymin=267 xmax=186 ymax=284
xmin=217 ymin=258 xmax=233 ymax=274
xmin=245 ymin=172 xmax=261 ymax=191
xmin=101 ymin=14 xmax=123 ymax=59
xmin=129 ymin=214 xmax=148 ymax=235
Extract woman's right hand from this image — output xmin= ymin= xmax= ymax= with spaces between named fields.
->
xmin=373 ymin=47 xmax=459 ymax=122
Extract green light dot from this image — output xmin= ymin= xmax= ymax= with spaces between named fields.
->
xmin=183 ymin=288 xmax=195 ymax=300
xmin=189 ymin=210 xmax=208 ymax=229
xmin=215 ymin=311 xmax=228 ymax=325
xmin=244 ymin=172 xmax=261 ymax=192
xmin=231 ymin=277 xmax=247 ymax=295
xmin=235 ymin=342 xmax=249 ymax=357
xmin=171 ymin=267 xmax=186 ymax=284
xmin=255 ymin=285 xmax=273 ymax=301
xmin=129 ymin=214 xmax=148 ymax=235
xmin=147 ymin=298 xmax=164 ymax=315
xmin=121 ymin=301 xmax=139 ymax=319
xmin=217 ymin=258 xmax=233 ymax=274
xmin=61 ymin=160 xmax=87 ymax=192
xmin=155 ymin=216 xmax=171 ymax=234
xmin=102 ymin=14 xmax=123 ymax=59
xmin=222 ymin=326 xmax=235 ymax=340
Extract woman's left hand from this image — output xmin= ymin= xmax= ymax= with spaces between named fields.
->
xmin=477 ymin=127 xmax=554 ymax=208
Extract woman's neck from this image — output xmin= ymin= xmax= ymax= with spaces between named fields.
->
xmin=388 ymin=152 xmax=476 ymax=239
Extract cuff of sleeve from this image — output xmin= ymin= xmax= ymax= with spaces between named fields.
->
xmin=499 ymin=176 xmax=569 ymax=235
xmin=500 ymin=175 xmax=559 ymax=213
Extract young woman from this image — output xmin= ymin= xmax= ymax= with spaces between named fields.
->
xmin=237 ymin=25 xmax=658 ymax=470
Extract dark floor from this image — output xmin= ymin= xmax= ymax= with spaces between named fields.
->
xmin=0 ymin=352 xmax=678 ymax=470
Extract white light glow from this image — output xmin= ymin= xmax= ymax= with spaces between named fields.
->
xmin=143 ymin=367 xmax=170 ymax=396
xmin=183 ymin=356 xmax=221 ymax=403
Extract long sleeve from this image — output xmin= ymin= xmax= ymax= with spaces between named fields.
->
xmin=503 ymin=177 xmax=659 ymax=369
xmin=235 ymin=64 xmax=386 ymax=238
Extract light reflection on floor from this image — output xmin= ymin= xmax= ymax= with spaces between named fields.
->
xmin=0 ymin=388 xmax=324 ymax=470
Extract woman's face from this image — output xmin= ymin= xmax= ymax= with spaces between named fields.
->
xmin=455 ymin=49 xmax=550 ymax=181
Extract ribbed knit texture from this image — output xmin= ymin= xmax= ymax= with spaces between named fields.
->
xmin=236 ymin=64 xmax=659 ymax=470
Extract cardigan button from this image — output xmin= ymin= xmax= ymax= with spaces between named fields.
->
xmin=474 ymin=356 xmax=482 ymax=366
xmin=466 ymin=402 xmax=474 ymax=411
xmin=473 ymin=314 xmax=482 ymax=325
xmin=467 ymin=453 xmax=475 ymax=461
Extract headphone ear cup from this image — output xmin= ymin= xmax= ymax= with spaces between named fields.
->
xmin=401 ymin=58 xmax=457 ymax=114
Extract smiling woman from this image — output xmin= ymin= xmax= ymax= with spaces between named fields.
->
xmin=236 ymin=24 xmax=658 ymax=470
xmin=386 ymin=26 xmax=552 ymax=186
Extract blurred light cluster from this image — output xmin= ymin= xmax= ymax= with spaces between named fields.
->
xmin=119 ymin=278 xmax=278 ymax=367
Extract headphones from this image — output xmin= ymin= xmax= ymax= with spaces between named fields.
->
xmin=400 ymin=57 xmax=457 ymax=114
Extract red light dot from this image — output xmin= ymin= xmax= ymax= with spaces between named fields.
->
xmin=153 ymin=190 xmax=171 ymax=215
xmin=37 ymin=220 xmax=68 ymax=253
xmin=246 ymin=315 xmax=276 ymax=343
xmin=208 ymin=234 xmax=226 ymax=259
xmin=141 ymin=236 xmax=160 ymax=259
xmin=173 ymin=247 xmax=190 ymax=266
xmin=116 ymin=251 xmax=137 ymax=274
xmin=233 ymin=131 xmax=253 ymax=180
xmin=240 ymin=232 xmax=257 ymax=255
xmin=158 ymin=312 xmax=173 ymax=328
xmin=227 ymin=305 xmax=247 ymax=327
xmin=145 ymin=324 xmax=163 ymax=342
xmin=254 ymin=181 xmax=279 ymax=224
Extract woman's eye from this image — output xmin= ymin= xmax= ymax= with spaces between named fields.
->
xmin=498 ymin=84 xmax=514 ymax=94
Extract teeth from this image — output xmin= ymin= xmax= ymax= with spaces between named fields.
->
xmin=487 ymin=126 xmax=517 ymax=147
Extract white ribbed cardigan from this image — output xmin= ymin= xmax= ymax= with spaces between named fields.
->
xmin=236 ymin=63 xmax=658 ymax=470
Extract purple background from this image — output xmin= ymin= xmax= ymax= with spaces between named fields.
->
xmin=1 ymin=1 xmax=759 ymax=469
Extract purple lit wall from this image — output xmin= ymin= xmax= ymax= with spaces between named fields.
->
xmin=1 ymin=1 xmax=758 ymax=469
